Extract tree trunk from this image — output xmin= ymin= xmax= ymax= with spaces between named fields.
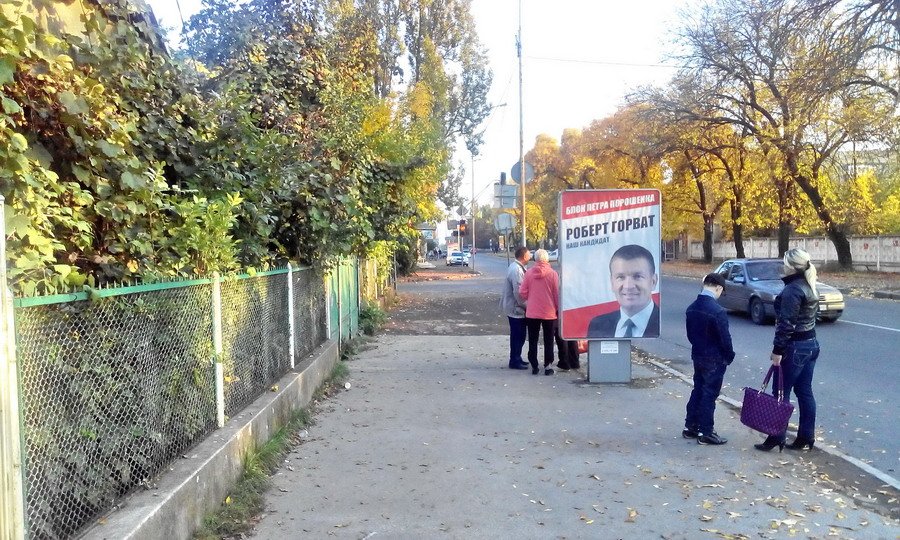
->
xmin=826 ymin=223 xmax=852 ymax=269
xmin=777 ymin=220 xmax=791 ymax=257
xmin=784 ymin=153 xmax=853 ymax=268
xmin=702 ymin=215 xmax=714 ymax=263
xmin=687 ymin=151 xmax=715 ymax=263
xmin=774 ymin=174 xmax=791 ymax=258
xmin=730 ymin=200 xmax=745 ymax=258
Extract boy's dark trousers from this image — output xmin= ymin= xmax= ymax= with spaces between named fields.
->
xmin=684 ymin=360 xmax=727 ymax=435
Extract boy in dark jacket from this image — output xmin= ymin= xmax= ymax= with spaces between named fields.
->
xmin=683 ymin=273 xmax=735 ymax=445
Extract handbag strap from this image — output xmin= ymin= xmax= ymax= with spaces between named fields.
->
xmin=760 ymin=365 xmax=785 ymax=402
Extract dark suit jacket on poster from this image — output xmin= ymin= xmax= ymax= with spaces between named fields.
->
xmin=587 ymin=303 xmax=660 ymax=338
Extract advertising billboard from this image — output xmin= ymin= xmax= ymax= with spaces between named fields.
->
xmin=558 ymin=189 xmax=662 ymax=340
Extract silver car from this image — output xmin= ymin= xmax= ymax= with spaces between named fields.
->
xmin=713 ymin=258 xmax=845 ymax=324
xmin=445 ymin=251 xmax=469 ymax=266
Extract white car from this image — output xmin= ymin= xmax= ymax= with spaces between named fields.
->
xmin=547 ymin=249 xmax=559 ymax=262
xmin=446 ymin=251 xmax=469 ymax=266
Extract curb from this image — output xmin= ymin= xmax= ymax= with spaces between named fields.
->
xmin=874 ymin=290 xmax=900 ymax=300
xmin=83 ymin=340 xmax=341 ymax=540
xmin=643 ymin=357 xmax=900 ymax=492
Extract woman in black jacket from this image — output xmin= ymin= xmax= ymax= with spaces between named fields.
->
xmin=755 ymin=248 xmax=821 ymax=452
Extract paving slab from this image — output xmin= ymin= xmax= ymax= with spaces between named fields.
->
xmin=252 ymin=335 xmax=899 ymax=539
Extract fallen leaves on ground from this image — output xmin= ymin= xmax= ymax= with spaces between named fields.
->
xmin=699 ymin=529 xmax=750 ymax=540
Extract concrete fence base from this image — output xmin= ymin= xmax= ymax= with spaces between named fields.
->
xmin=82 ymin=339 xmax=340 ymax=540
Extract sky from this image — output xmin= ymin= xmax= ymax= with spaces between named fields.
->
xmin=146 ymin=0 xmax=687 ymax=218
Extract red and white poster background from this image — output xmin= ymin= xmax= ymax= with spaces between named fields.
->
xmin=558 ymin=189 xmax=662 ymax=339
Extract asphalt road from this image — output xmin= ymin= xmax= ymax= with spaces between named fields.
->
xmin=429 ymin=254 xmax=900 ymax=477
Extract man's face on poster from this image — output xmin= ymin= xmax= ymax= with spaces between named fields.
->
xmin=609 ymin=256 xmax=658 ymax=316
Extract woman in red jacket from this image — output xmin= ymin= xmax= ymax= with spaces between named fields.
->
xmin=519 ymin=249 xmax=560 ymax=375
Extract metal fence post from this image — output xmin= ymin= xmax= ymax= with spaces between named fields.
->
xmin=337 ymin=261 xmax=343 ymax=344
xmin=1 ymin=197 xmax=26 ymax=540
xmin=212 ymin=272 xmax=225 ymax=428
xmin=287 ymin=263 xmax=295 ymax=369
xmin=324 ymin=274 xmax=332 ymax=340
xmin=357 ymin=258 xmax=362 ymax=312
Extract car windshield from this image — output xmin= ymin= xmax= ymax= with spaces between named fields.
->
xmin=451 ymin=252 xmax=462 ymax=257
xmin=746 ymin=261 xmax=783 ymax=281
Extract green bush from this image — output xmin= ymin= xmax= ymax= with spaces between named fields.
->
xmin=359 ymin=304 xmax=388 ymax=335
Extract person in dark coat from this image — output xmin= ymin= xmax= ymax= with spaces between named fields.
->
xmin=755 ymin=248 xmax=821 ymax=452
xmin=500 ymin=247 xmax=531 ymax=370
xmin=554 ymin=320 xmax=580 ymax=370
xmin=683 ymin=273 xmax=735 ymax=446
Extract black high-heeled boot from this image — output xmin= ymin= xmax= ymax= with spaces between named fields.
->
xmin=786 ymin=437 xmax=815 ymax=451
xmin=754 ymin=436 xmax=784 ymax=452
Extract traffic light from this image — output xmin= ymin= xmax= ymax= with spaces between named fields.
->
xmin=459 ymin=219 xmax=467 ymax=234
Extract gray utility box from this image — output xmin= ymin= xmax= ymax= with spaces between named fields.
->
xmin=587 ymin=340 xmax=631 ymax=383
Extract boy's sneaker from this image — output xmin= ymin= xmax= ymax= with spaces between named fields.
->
xmin=682 ymin=428 xmax=700 ymax=439
xmin=697 ymin=432 xmax=727 ymax=445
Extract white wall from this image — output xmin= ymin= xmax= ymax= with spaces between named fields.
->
xmin=689 ymin=236 xmax=900 ymax=272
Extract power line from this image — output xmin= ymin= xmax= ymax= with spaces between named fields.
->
xmin=526 ymin=55 xmax=680 ymax=69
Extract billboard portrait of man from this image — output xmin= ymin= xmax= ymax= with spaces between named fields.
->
xmin=558 ymin=189 xmax=661 ymax=340
xmin=586 ymin=244 xmax=660 ymax=338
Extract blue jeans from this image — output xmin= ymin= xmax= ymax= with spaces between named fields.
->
xmin=773 ymin=338 xmax=819 ymax=441
xmin=685 ymin=361 xmax=727 ymax=434
xmin=508 ymin=317 xmax=527 ymax=366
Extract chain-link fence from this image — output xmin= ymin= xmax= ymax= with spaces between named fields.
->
xmin=6 ymin=264 xmax=340 ymax=539
xmin=294 ymin=269 xmax=327 ymax=360
xmin=15 ymin=285 xmax=218 ymax=539
xmin=220 ymin=276 xmax=290 ymax=416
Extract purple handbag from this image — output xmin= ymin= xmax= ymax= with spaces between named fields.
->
xmin=740 ymin=365 xmax=795 ymax=436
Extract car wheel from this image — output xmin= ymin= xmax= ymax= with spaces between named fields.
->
xmin=750 ymin=298 xmax=767 ymax=325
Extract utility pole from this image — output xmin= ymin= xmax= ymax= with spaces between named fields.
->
xmin=471 ymin=153 xmax=477 ymax=272
xmin=517 ymin=0 xmax=526 ymax=248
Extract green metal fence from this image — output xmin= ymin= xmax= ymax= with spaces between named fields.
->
xmin=0 ymin=256 xmax=378 ymax=539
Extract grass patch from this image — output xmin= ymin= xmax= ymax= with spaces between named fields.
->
xmin=194 ymin=361 xmax=349 ymax=539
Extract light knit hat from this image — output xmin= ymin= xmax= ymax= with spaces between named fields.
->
xmin=783 ymin=248 xmax=817 ymax=296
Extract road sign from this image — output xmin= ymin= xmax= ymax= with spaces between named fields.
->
xmin=493 ymin=184 xmax=518 ymax=209
xmin=510 ymin=161 xmax=534 ymax=184
xmin=494 ymin=212 xmax=516 ymax=234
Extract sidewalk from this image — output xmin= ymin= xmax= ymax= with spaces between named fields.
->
xmin=251 ymin=335 xmax=899 ymax=538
